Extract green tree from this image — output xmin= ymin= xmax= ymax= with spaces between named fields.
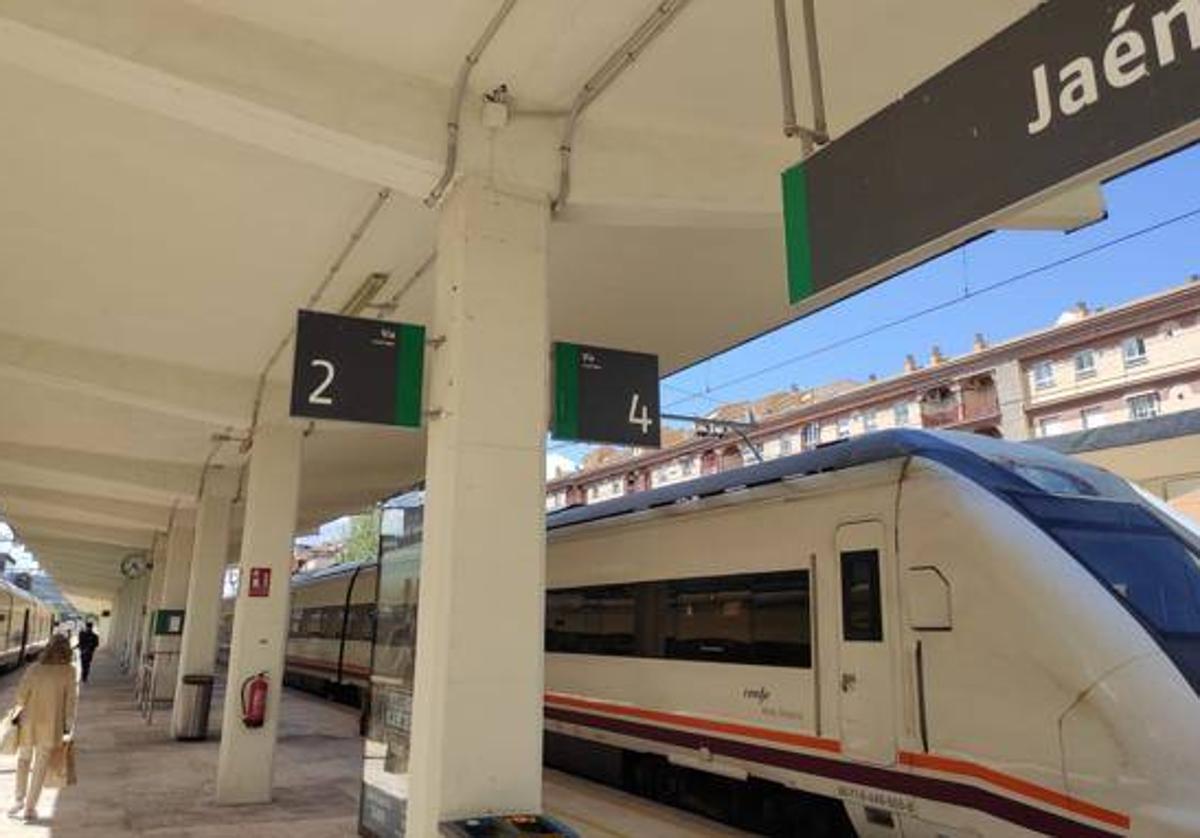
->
xmin=338 ymin=511 xmax=381 ymax=565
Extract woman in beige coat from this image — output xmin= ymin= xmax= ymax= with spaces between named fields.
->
xmin=8 ymin=634 xmax=77 ymax=822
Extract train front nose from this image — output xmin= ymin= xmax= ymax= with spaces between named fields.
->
xmin=1059 ymin=653 xmax=1200 ymax=836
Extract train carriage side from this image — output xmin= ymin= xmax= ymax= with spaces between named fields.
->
xmin=284 ymin=562 xmax=377 ymax=704
xmin=0 ymin=580 xmax=53 ymax=669
xmin=545 ymin=457 xmax=904 ymax=835
xmin=543 ymin=431 xmax=1200 ymax=837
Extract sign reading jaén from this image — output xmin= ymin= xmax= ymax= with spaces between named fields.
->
xmin=783 ymin=0 xmax=1200 ymax=306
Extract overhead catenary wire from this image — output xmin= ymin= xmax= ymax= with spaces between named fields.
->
xmin=546 ymin=204 xmax=1200 ymax=456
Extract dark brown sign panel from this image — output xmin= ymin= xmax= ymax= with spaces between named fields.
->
xmin=784 ymin=0 xmax=1200 ymax=304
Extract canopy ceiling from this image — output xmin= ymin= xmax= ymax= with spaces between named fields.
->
xmin=0 ymin=0 xmax=1044 ymax=598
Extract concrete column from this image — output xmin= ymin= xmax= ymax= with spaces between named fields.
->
xmin=123 ymin=572 xmax=150 ymax=670
xmin=152 ymin=512 xmax=196 ymax=699
xmin=407 ymin=177 xmax=550 ymax=832
xmin=108 ymin=587 xmax=127 ymax=652
xmin=172 ymin=466 xmax=238 ymax=735
xmin=138 ymin=534 xmax=168 ymax=664
xmin=215 ymin=420 xmax=301 ymax=804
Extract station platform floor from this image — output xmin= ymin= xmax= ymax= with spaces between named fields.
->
xmin=0 ymin=653 xmax=748 ymax=837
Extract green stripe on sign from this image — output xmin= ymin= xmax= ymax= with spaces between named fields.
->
xmin=393 ymin=324 xmax=425 ymax=428
xmin=552 ymin=342 xmax=580 ymax=440
xmin=782 ymin=163 xmax=815 ymax=304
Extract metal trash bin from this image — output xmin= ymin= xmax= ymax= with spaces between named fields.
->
xmin=174 ymin=674 xmax=214 ymax=741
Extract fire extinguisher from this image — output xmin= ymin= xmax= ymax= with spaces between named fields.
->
xmin=241 ymin=672 xmax=269 ymax=728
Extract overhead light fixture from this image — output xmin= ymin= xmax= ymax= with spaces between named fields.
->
xmin=340 ymin=272 xmax=391 ymax=317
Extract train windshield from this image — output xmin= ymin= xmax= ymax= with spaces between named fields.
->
xmin=1013 ymin=492 xmax=1200 ymax=692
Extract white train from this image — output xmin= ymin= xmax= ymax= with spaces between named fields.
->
xmin=258 ymin=430 xmax=1200 ymax=836
xmin=0 ymin=578 xmax=54 ymax=669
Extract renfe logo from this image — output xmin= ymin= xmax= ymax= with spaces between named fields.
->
xmin=1028 ymin=1 xmax=1199 ymax=134
xmin=743 ymin=686 xmax=771 ymax=704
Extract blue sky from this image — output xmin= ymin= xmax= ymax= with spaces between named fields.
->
xmin=552 ymin=143 xmax=1200 ymax=463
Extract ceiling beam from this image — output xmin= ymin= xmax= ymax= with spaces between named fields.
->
xmin=18 ymin=534 xmax=135 ymax=562
xmin=0 ymin=330 xmax=257 ymax=429
xmin=0 ymin=0 xmax=791 ymax=220
xmin=10 ymin=514 xmax=155 ymax=550
xmin=0 ymin=442 xmax=201 ymax=501
xmin=0 ymin=2 xmax=441 ymax=201
xmin=0 ymin=487 xmax=171 ymax=532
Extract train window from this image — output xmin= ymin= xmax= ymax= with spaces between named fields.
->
xmin=841 ymin=550 xmax=883 ymax=642
xmin=546 ymin=585 xmax=636 ymax=655
xmin=547 ymin=570 xmax=811 ymax=668
xmin=750 ymin=573 xmax=811 ymax=666
xmin=301 ymin=608 xmax=324 ymax=638
xmin=322 ymin=607 xmax=344 ymax=639
xmin=289 ymin=609 xmax=303 ymax=636
xmin=666 ymin=578 xmax=753 ymax=663
xmin=346 ymin=604 xmax=374 ymax=641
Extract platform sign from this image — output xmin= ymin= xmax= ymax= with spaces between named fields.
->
xmin=153 ymin=609 xmax=184 ymax=636
xmin=552 ymin=343 xmax=661 ymax=448
xmin=290 ymin=310 xmax=425 ymax=427
xmin=784 ymin=0 xmax=1200 ymax=305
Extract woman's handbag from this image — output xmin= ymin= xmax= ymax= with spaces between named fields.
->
xmin=0 ymin=707 xmax=22 ymax=756
xmin=45 ymin=740 xmax=77 ymax=788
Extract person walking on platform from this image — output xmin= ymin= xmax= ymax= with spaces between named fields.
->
xmin=76 ymin=623 xmax=99 ymax=683
xmin=7 ymin=635 xmax=78 ymax=823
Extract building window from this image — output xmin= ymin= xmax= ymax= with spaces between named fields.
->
xmin=804 ymin=423 xmax=821 ymax=448
xmin=1074 ymin=350 xmax=1097 ymax=380
xmin=1122 ymin=336 xmax=1148 ymax=368
xmin=1037 ymin=416 xmax=1064 ymax=438
xmin=1127 ymin=392 xmax=1161 ymax=420
xmin=893 ymin=403 xmax=910 ymax=426
xmin=836 ymin=418 xmax=852 ymax=439
xmin=1081 ymin=407 xmax=1107 ymax=430
xmin=680 ymin=457 xmax=697 ymax=477
xmin=1033 ymin=361 xmax=1056 ymax=390
xmin=778 ymin=436 xmax=793 ymax=456
xmin=862 ymin=410 xmax=878 ymax=432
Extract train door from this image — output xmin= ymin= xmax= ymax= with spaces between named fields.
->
xmin=835 ymin=521 xmax=896 ymax=766
xmin=18 ymin=609 xmax=29 ymax=661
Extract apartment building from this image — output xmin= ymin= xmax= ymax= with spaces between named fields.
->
xmin=547 ymin=277 xmax=1200 ymax=511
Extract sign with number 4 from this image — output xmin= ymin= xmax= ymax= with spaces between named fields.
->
xmin=553 ymin=342 xmax=661 ymax=448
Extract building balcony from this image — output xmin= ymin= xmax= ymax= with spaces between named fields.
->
xmin=920 ymin=376 xmax=1001 ymax=430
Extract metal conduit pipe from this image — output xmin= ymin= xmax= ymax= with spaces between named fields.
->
xmin=373 ymin=251 xmax=437 ymax=317
xmin=551 ymin=0 xmax=694 ymax=215
xmin=772 ymin=0 xmax=829 ymax=148
xmin=773 ymin=0 xmax=802 ymax=142
xmin=246 ymin=187 xmax=393 ymax=437
xmin=425 ymin=0 xmax=519 ymax=208
xmin=801 ymin=0 xmax=829 ymax=143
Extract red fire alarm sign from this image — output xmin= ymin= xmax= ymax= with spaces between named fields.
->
xmin=248 ymin=567 xmax=271 ymax=598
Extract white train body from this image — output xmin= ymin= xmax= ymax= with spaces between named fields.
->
xmin=0 ymin=579 xmax=53 ymax=668
xmin=543 ymin=431 xmax=1200 ymax=837
xmin=259 ymin=430 xmax=1200 ymax=836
